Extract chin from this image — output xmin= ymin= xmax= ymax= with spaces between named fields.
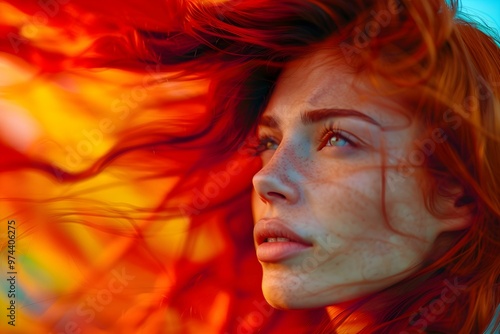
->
xmin=261 ymin=273 xmax=386 ymax=310
xmin=262 ymin=288 xmax=297 ymax=310
xmin=261 ymin=278 xmax=326 ymax=310
xmin=262 ymin=287 xmax=338 ymax=310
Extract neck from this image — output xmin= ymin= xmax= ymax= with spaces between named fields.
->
xmin=325 ymin=299 xmax=374 ymax=333
xmin=324 ymin=269 xmax=444 ymax=333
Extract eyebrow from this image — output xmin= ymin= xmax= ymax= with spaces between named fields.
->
xmin=258 ymin=108 xmax=381 ymax=129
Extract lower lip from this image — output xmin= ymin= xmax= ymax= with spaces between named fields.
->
xmin=256 ymin=242 xmax=311 ymax=262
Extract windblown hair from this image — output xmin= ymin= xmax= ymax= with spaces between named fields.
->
xmin=1 ymin=0 xmax=498 ymax=333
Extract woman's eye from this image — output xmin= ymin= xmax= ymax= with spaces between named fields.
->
xmin=257 ymin=136 xmax=279 ymax=153
xmin=325 ymin=133 xmax=349 ymax=147
xmin=265 ymin=140 xmax=279 ymax=150
xmin=318 ymin=128 xmax=357 ymax=150
xmin=255 ymin=128 xmax=358 ymax=155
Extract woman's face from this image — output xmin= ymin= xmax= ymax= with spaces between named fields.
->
xmin=251 ymin=51 xmax=459 ymax=309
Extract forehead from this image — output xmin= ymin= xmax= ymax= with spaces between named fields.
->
xmin=263 ymin=50 xmax=408 ymax=128
xmin=267 ymin=51 xmax=359 ymax=110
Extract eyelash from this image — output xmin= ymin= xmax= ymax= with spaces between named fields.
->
xmin=254 ymin=124 xmax=357 ymax=155
xmin=317 ymin=124 xmax=357 ymax=150
xmin=254 ymin=134 xmax=279 ymax=155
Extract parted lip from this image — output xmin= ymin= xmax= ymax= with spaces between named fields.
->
xmin=254 ymin=218 xmax=313 ymax=246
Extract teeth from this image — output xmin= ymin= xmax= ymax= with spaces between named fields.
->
xmin=265 ymin=237 xmax=290 ymax=242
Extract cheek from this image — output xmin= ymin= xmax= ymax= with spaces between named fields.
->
xmin=308 ymin=163 xmax=439 ymax=239
xmin=306 ymin=168 xmax=384 ymax=235
xmin=356 ymin=235 xmax=433 ymax=278
xmin=384 ymin=168 xmax=443 ymax=240
xmin=306 ymin=168 xmax=437 ymax=268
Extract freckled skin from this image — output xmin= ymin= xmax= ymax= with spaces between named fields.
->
xmin=251 ymin=51 xmax=462 ymax=310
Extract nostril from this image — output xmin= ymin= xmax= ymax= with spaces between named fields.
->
xmin=267 ymin=191 xmax=286 ymax=200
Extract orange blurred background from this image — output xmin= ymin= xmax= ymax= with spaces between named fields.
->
xmin=0 ymin=1 xmax=324 ymax=333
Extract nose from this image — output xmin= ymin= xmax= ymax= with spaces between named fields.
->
xmin=252 ymin=146 xmax=300 ymax=204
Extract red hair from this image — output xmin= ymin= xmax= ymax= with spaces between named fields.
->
xmin=139 ymin=0 xmax=500 ymax=332
xmin=1 ymin=0 xmax=498 ymax=333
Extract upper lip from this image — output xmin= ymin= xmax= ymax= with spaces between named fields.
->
xmin=254 ymin=218 xmax=312 ymax=246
